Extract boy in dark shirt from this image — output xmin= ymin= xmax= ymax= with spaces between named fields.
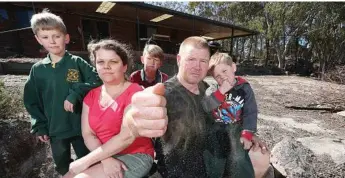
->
xmin=202 ymin=52 xmax=258 ymax=178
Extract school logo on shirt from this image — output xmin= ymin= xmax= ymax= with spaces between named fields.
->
xmin=66 ymin=69 xmax=79 ymax=82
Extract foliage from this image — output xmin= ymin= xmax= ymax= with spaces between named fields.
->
xmin=146 ymin=1 xmax=190 ymax=13
xmin=323 ymin=65 xmax=345 ymax=84
xmin=149 ymin=2 xmax=345 ymax=82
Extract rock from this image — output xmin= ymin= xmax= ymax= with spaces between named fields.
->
xmin=271 ymin=137 xmax=316 ymax=178
xmin=337 ymin=110 xmax=345 ymax=117
xmin=296 ymin=137 xmax=345 ymax=165
xmin=271 ymin=136 xmax=345 ymax=178
xmin=0 ymin=119 xmax=57 ymax=178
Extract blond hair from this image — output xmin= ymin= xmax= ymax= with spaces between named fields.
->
xmin=30 ymin=9 xmax=67 ymax=35
xmin=208 ymin=52 xmax=234 ymax=75
xmin=143 ymin=44 xmax=164 ymax=61
xmin=179 ymin=36 xmax=210 ymax=54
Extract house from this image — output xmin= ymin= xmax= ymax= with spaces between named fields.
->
xmin=0 ymin=2 xmax=258 ymax=75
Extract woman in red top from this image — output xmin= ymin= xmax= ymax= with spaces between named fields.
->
xmin=70 ymin=39 xmax=154 ymax=178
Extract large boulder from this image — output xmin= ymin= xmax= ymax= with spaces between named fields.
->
xmin=0 ymin=119 xmax=57 ymax=178
xmin=297 ymin=137 xmax=345 ymax=165
xmin=271 ymin=137 xmax=316 ymax=178
xmin=271 ymin=136 xmax=345 ymax=178
xmin=337 ymin=111 xmax=345 ymax=117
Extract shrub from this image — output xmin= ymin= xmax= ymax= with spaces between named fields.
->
xmin=323 ymin=65 xmax=345 ymax=85
xmin=0 ymin=80 xmax=24 ymax=120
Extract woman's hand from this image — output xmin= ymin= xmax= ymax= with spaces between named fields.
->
xmin=68 ymin=157 xmax=90 ymax=176
xmin=101 ymin=157 xmax=128 ymax=178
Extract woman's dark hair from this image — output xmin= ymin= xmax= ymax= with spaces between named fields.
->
xmin=87 ymin=39 xmax=133 ymax=67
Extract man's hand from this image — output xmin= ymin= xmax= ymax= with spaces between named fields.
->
xmin=122 ymin=83 xmax=168 ymax=138
xmin=64 ymin=100 xmax=74 ymax=113
xmin=38 ymin=135 xmax=49 ymax=142
xmin=249 ymin=144 xmax=271 ymax=178
xmin=101 ymin=157 xmax=128 ymax=178
xmin=251 ymin=135 xmax=269 ymax=154
xmin=240 ymin=137 xmax=253 ymax=150
xmin=219 ymin=79 xmax=234 ymax=94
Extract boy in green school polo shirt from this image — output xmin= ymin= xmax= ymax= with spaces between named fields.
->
xmin=23 ymin=9 xmax=102 ymax=176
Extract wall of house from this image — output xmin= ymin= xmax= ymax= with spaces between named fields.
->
xmin=0 ymin=4 xmax=40 ymax=57
xmin=62 ymin=13 xmax=84 ymax=51
xmin=0 ymin=2 xmax=191 ymax=77
xmin=110 ymin=19 xmax=138 ymax=50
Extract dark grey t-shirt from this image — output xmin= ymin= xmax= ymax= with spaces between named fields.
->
xmin=155 ymin=76 xmax=209 ymax=178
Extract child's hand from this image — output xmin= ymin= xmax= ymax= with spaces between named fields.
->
xmin=219 ymin=79 xmax=234 ymax=94
xmin=38 ymin=135 xmax=49 ymax=142
xmin=64 ymin=100 xmax=74 ymax=113
xmin=240 ymin=137 xmax=253 ymax=150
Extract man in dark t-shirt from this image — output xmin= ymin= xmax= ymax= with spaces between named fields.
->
xmin=153 ymin=36 xmax=271 ymax=178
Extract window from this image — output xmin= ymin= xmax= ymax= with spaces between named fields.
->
xmin=0 ymin=9 xmax=9 ymax=21
xmin=0 ymin=9 xmax=9 ymax=30
xmin=81 ymin=19 xmax=110 ymax=49
xmin=147 ymin=26 xmax=157 ymax=38
xmin=138 ymin=24 xmax=157 ymax=39
xmin=15 ymin=10 xmax=33 ymax=28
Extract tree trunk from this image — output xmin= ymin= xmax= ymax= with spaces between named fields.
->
xmin=295 ymin=37 xmax=298 ymax=72
xmin=235 ymin=38 xmax=239 ymax=55
xmin=254 ymin=35 xmax=258 ymax=58
xmin=278 ymin=55 xmax=285 ymax=68
xmin=241 ymin=38 xmax=245 ymax=62
xmin=321 ymin=59 xmax=326 ymax=80
xmin=247 ymin=37 xmax=253 ymax=60
xmin=265 ymin=39 xmax=269 ymax=66
xmin=260 ymin=35 xmax=264 ymax=62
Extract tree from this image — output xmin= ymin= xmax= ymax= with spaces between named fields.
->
xmin=150 ymin=2 xmax=345 ymax=80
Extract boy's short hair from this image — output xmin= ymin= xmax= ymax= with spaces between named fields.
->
xmin=30 ymin=9 xmax=67 ymax=35
xmin=208 ymin=52 xmax=234 ymax=75
xmin=143 ymin=44 xmax=164 ymax=61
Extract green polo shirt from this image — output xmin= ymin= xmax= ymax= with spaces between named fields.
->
xmin=24 ymin=52 xmax=102 ymax=139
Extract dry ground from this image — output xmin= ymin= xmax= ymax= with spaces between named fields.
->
xmin=237 ymin=76 xmax=345 ymax=178
xmin=205 ymin=75 xmax=345 ymax=177
xmin=1 ymin=74 xmax=345 ymax=177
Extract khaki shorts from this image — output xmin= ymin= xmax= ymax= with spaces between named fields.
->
xmin=113 ymin=153 xmax=153 ymax=178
